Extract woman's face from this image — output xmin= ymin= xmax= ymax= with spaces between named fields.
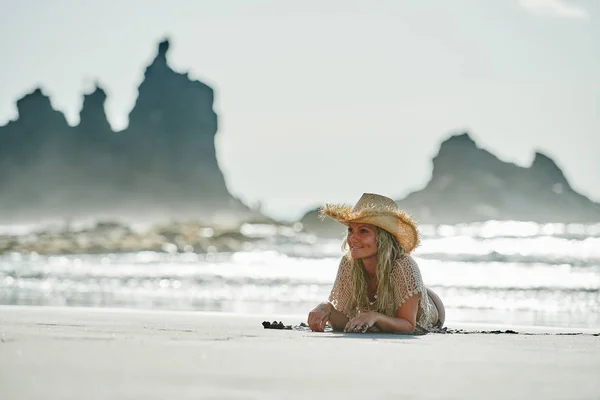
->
xmin=346 ymin=223 xmax=378 ymax=261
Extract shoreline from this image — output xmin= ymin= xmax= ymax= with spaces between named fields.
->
xmin=2 ymin=304 xmax=599 ymax=335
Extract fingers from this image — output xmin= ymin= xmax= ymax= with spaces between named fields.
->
xmin=307 ymin=312 xmax=317 ymax=331
xmin=309 ymin=321 xmax=322 ymax=332
xmin=319 ymin=318 xmax=327 ymax=331
xmin=308 ymin=312 xmax=326 ymax=332
xmin=313 ymin=317 xmax=325 ymax=332
xmin=344 ymin=320 xmax=359 ymax=332
xmin=344 ymin=319 xmax=370 ymax=333
xmin=307 ymin=313 xmax=320 ymax=331
xmin=308 ymin=305 xmax=334 ymax=332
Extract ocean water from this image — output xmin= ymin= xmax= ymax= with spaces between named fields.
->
xmin=1 ymin=221 xmax=599 ymax=329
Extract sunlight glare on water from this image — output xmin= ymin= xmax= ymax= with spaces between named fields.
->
xmin=1 ymin=221 xmax=599 ymax=329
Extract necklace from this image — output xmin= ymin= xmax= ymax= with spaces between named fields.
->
xmin=367 ymin=273 xmax=377 ymax=306
xmin=368 ymin=294 xmax=377 ymax=306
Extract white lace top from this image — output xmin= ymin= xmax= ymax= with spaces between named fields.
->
xmin=328 ymin=255 xmax=436 ymax=334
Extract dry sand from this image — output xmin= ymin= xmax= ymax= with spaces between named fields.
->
xmin=1 ymin=305 xmax=599 ymax=400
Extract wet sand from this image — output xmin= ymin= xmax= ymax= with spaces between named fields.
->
xmin=1 ymin=305 xmax=599 ymax=399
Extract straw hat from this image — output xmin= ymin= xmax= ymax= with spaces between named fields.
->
xmin=319 ymin=193 xmax=420 ymax=253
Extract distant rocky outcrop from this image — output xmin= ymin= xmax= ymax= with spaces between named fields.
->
xmin=298 ymin=208 xmax=346 ymax=239
xmin=0 ymin=221 xmax=260 ymax=255
xmin=300 ymin=132 xmax=600 ymax=233
xmin=0 ymin=38 xmax=258 ymax=225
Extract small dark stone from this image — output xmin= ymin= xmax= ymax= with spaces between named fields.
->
xmin=262 ymin=319 xmax=294 ymax=330
xmin=300 ymin=322 xmax=307 ymax=327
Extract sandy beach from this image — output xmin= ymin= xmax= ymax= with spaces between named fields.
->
xmin=1 ymin=305 xmax=599 ymax=400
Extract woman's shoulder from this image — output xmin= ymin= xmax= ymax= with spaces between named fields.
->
xmin=391 ymin=254 xmax=426 ymax=291
xmin=393 ymin=254 xmax=418 ymax=267
xmin=337 ymin=254 xmax=352 ymax=270
xmin=392 ymin=254 xmax=421 ymax=274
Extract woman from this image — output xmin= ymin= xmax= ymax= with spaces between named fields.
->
xmin=307 ymin=193 xmax=445 ymax=334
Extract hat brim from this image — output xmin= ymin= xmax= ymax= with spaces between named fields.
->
xmin=319 ymin=204 xmax=420 ymax=253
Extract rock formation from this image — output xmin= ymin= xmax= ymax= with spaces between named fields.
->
xmin=300 ymin=132 xmax=600 ymax=234
xmin=0 ymin=38 xmax=257 ymax=225
xmin=397 ymin=132 xmax=600 ymax=224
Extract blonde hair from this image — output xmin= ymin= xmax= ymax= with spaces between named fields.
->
xmin=342 ymin=227 xmax=405 ymax=316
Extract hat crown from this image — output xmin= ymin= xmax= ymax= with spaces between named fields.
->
xmin=351 ymin=193 xmax=399 ymax=213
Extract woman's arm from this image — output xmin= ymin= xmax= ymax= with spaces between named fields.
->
xmin=307 ymin=302 xmax=349 ymax=332
xmin=344 ymin=293 xmax=420 ymax=334
xmin=375 ymin=293 xmax=419 ymax=333
xmin=370 ymin=255 xmax=424 ymax=334
xmin=327 ymin=304 xmax=350 ymax=332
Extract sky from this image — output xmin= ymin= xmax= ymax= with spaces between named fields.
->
xmin=0 ymin=0 xmax=598 ymax=220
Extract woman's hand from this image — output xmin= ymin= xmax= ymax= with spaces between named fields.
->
xmin=344 ymin=311 xmax=379 ymax=333
xmin=308 ymin=303 xmax=333 ymax=332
